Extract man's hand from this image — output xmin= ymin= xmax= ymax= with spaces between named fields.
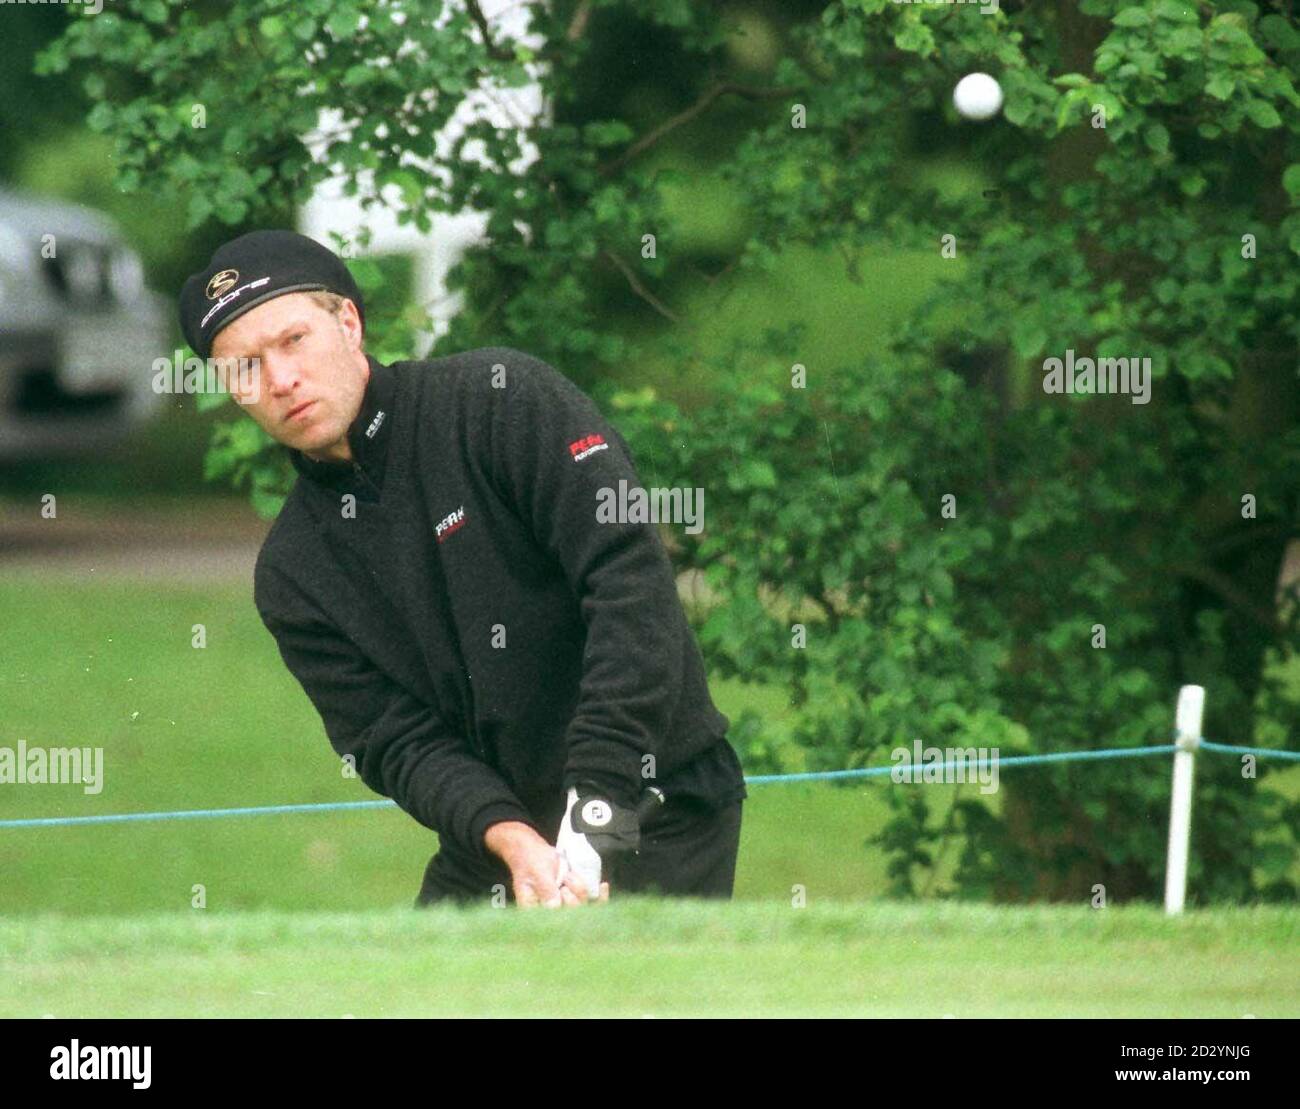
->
xmin=556 ymin=785 xmax=662 ymax=898
xmin=484 ymin=820 xmax=608 ymax=907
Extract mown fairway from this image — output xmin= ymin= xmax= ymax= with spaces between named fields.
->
xmin=1 ymin=901 xmax=1295 ymax=1018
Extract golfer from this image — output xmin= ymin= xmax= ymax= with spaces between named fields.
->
xmin=180 ymin=231 xmax=746 ymax=908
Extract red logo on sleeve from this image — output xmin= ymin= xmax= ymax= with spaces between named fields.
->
xmin=568 ymin=433 xmax=608 ymax=462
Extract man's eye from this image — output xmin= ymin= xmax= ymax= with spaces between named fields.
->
xmin=289 ymin=333 xmax=305 ymax=344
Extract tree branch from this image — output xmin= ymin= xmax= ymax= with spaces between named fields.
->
xmin=598 ymin=82 xmax=799 ymax=177
xmin=687 ymin=258 xmax=738 ymax=286
xmin=1172 ymin=561 xmax=1283 ymax=635
xmin=465 ymin=0 xmax=516 ymax=61
xmin=601 ymin=248 xmax=681 ymax=323
xmin=566 ymin=0 xmax=593 ymax=42
xmin=1206 ymin=524 xmax=1300 ymax=561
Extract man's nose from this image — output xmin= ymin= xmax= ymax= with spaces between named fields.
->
xmin=261 ymin=353 xmax=299 ymax=395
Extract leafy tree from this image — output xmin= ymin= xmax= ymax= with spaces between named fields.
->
xmin=39 ymin=0 xmax=1300 ymax=902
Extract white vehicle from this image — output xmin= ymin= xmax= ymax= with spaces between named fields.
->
xmin=0 ymin=188 xmax=167 ymax=459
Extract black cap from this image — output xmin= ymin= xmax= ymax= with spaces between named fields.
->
xmin=179 ymin=230 xmax=365 ymax=358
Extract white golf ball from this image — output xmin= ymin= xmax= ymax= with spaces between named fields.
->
xmin=953 ymin=73 xmax=1003 ymax=121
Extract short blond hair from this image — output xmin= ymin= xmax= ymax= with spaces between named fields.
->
xmin=306 ymin=290 xmax=346 ymax=315
xmin=305 ymin=290 xmax=363 ymax=348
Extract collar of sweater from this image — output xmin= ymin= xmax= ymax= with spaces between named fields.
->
xmin=286 ymin=354 xmax=397 ymax=492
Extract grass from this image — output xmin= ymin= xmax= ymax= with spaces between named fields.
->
xmin=1 ymin=900 xmax=1294 ymax=1018
xmin=2 ymin=578 xmax=1298 ymax=1018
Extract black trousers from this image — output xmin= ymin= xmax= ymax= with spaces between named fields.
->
xmin=414 ymin=796 xmax=744 ymax=907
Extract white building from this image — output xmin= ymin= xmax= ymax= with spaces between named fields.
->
xmin=299 ymin=0 xmax=546 ymax=354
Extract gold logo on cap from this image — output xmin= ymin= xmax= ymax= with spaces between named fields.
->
xmin=206 ymin=269 xmax=240 ymax=299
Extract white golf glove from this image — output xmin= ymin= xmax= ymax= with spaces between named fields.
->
xmin=555 ymin=785 xmax=661 ymax=899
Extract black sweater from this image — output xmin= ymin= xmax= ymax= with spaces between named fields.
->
xmin=253 ymin=347 xmax=745 ymax=862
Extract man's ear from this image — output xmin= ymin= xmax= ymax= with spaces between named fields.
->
xmin=337 ymin=297 xmax=365 ymax=351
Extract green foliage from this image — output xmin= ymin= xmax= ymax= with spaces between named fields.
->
xmin=43 ymin=0 xmax=1300 ymax=904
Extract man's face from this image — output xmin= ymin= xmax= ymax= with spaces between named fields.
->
xmin=209 ymin=292 xmax=369 ymax=463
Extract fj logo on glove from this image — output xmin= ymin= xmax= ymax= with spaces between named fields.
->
xmin=581 ymin=799 xmax=612 ymax=826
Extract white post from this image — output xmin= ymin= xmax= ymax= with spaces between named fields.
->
xmin=1164 ymin=684 xmax=1204 ymax=915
